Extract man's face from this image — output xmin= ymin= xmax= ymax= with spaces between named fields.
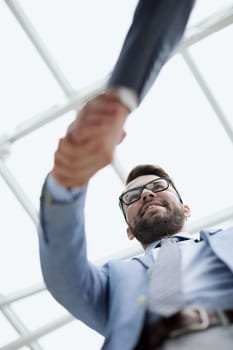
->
xmin=123 ymin=175 xmax=190 ymax=246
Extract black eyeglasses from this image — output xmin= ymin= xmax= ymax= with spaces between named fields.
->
xmin=119 ymin=177 xmax=171 ymax=206
xmin=119 ymin=177 xmax=183 ymax=222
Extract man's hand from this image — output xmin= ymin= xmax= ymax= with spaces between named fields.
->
xmin=51 ymin=92 xmax=129 ymax=188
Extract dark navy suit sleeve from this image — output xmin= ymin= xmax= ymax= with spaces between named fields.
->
xmin=108 ymin=0 xmax=196 ymax=105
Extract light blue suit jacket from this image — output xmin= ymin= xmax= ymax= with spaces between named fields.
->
xmin=39 ymin=184 xmax=233 ymax=350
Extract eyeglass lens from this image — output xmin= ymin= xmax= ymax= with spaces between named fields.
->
xmin=122 ymin=178 xmax=169 ymax=205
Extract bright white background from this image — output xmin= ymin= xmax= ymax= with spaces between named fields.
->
xmin=0 ymin=0 xmax=233 ymax=349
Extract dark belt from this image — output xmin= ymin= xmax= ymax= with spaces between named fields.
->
xmin=135 ymin=307 xmax=233 ymax=350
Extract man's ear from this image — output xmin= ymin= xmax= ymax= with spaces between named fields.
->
xmin=127 ymin=227 xmax=135 ymax=240
xmin=183 ymin=204 xmax=191 ymax=218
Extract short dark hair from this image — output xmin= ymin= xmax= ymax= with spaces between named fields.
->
xmin=126 ymin=164 xmax=170 ymax=185
xmin=125 ymin=163 xmax=183 ymax=204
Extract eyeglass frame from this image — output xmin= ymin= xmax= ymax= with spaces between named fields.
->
xmin=118 ymin=176 xmax=183 ymax=223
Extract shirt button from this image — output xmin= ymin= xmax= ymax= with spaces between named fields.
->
xmin=137 ymin=295 xmax=146 ymax=306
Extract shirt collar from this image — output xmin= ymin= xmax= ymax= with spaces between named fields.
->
xmin=145 ymin=231 xmax=200 ymax=254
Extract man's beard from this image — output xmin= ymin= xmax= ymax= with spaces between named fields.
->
xmin=128 ymin=200 xmax=186 ymax=245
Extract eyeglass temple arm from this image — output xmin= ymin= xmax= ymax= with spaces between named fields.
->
xmin=169 ymin=180 xmax=183 ymax=204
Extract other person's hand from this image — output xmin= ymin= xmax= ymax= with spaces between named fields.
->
xmin=51 ymin=92 xmax=129 ymax=187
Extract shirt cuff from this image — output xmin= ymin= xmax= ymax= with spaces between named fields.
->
xmin=46 ymin=174 xmax=83 ymax=202
xmin=110 ymin=87 xmax=138 ymax=111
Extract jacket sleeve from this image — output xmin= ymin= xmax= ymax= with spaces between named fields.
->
xmin=108 ymin=0 xmax=195 ymax=105
xmin=38 ymin=180 xmax=109 ymax=335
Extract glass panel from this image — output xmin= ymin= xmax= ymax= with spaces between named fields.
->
xmin=20 ymin=0 xmax=138 ymax=88
xmin=11 ymin=291 xmax=67 ymax=331
xmin=0 ymin=175 xmax=42 ymax=294
xmin=0 ymin=311 xmax=18 ymax=347
xmin=188 ymin=0 xmax=233 ymax=27
xmin=39 ymin=320 xmax=104 ymax=350
xmin=0 ymin=1 xmax=64 ymax=132
xmin=189 ymin=25 xmax=233 ymax=122
xmin=7 ymin=111 xmax=76 ymax=209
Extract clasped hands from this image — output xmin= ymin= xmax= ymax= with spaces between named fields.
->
xmin=51 ymin=92 xmax=130 ymax=188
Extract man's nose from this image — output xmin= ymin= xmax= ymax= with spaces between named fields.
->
xmin=141 ymin=188 xmax=157 ymax=201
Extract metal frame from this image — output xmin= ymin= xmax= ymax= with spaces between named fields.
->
xmin=181 ymin=49 xmax=233 ymax=145
xmin=0 ymin=297 xmax=43 ymax=350
xmin=0 ymin=314 xmax=74 ymax=350
xmin=1 ymin=1 xmax=233 ymax=349
xmin=5 ymin=0 xmax=75 ymax=97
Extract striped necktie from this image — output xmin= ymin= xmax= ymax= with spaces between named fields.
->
xmin=148 ymin=237 xmax=185 ymax=317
